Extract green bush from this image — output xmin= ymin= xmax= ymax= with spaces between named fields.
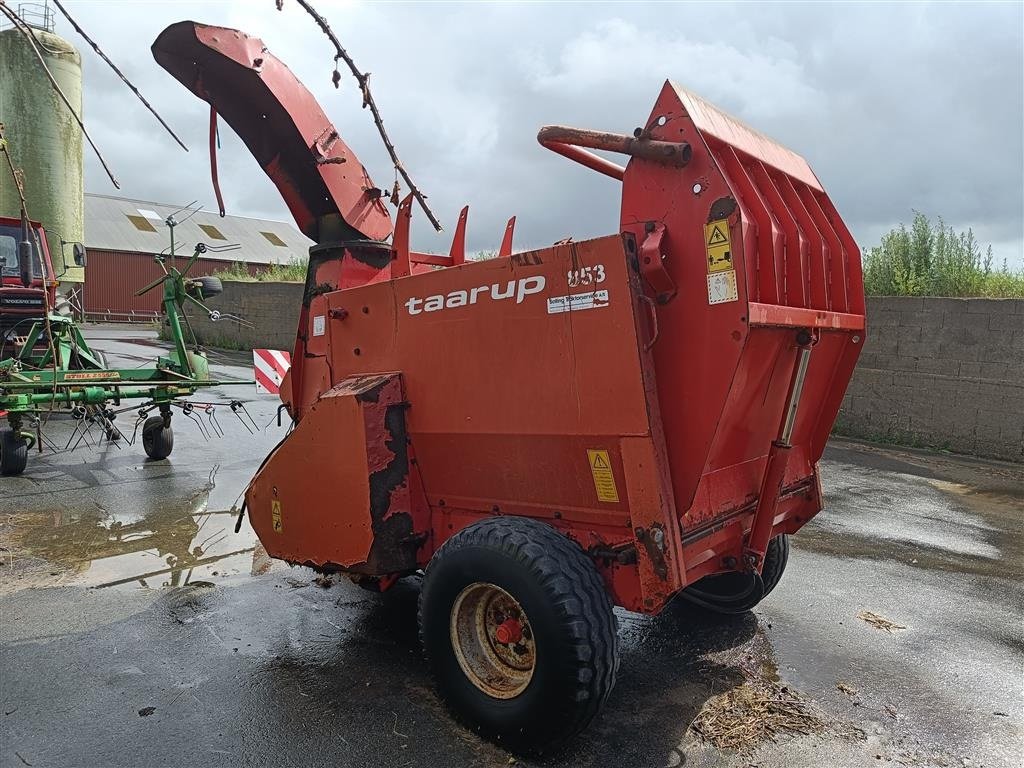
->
xmin=862 ymin=213 xmax=1024 ymax=297
xmin=212 ymin=258 xmax=308 ymax=282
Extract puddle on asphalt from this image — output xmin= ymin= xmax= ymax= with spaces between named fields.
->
xmin=0 ymin=478 xmax=264 ymax=593
xmin=797 ymin=456 xmax=1024 ymax=579
xmin=924 ymin=478 xmax=1024 ymax=568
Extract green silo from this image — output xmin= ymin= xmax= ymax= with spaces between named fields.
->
xmin=0 ymin=10 xmax=84 ymax=285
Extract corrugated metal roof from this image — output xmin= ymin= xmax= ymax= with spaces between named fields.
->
xmin=84 ymin=193 xmax=313 ymax=265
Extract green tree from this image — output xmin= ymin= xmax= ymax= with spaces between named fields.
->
xmin=862 ymin=213 xmax=1023 ymax=298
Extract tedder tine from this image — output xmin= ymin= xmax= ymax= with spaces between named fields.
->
xmin=134 ymin=274 xmax=166 ymax=297
xmin=180 ymin=403 xmax=209 ymax=441
xmin=230 ymin=401 xmax=259 ymax=433
xmin=206 ymin=406 xmax=224 ymax=438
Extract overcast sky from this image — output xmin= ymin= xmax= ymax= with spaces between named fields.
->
xmin=51 ymin=1 xmax=1024 ymax=265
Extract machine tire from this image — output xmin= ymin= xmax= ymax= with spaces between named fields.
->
xmin=350 ymin=574 xmax=395 ymax=593
xmin=195 ymin=276 xmax=223 ymax=299
xmin=142 ymin=416 xmax=174 ymax=460
xmin=759 ymin=533 xmax=790 ymax=598
xmin=0 ymin=429 xmax=28 ymax=476
xmin=419 ymin=516 xmax=618 ymax=754
xmin=680 ymin=534 xmax=790 ymax=614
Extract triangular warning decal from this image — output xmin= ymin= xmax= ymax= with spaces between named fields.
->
xmin=707 ymin=225 xmax=728 ymax=247
xmin=592 ymin=454 xmax=609 ymax=469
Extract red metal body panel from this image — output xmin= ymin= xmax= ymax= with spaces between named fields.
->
xmin=154 ymin=25 xmax=866 ymax=615
xmin=248 ymin=373 xmax=429 ymax=574
xmin=268 ymin=236 xmax=687 ymax=611
xmin=616 ymin=83 xmax=865 ymax=549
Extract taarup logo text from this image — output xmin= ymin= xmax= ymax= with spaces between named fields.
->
xmin=405 ymin=276 xmax=545 ymax=315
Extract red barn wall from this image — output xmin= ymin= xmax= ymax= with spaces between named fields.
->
xmin=81 ymin=250 xmax=263 ymax=314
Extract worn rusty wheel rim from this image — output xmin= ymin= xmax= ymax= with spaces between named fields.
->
xmin=450 ymin=582 xmax=536 ymax=699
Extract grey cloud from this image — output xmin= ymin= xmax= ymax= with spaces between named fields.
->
xmin=61 ymin=1 xmax=1020 ymax=263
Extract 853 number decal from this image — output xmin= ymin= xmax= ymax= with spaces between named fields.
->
xmin=567 ymin=264 xmax=606 ymax=288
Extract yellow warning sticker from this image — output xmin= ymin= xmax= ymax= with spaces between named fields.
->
xmin=704 ymin=219 xmax=733 ymax=273
xmin=587 ymin=449 xmax=620 ymax=503
xmin=271 ymin=500 xmax=283 ymax=533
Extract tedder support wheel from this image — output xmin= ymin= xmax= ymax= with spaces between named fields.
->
xmin=195 ymin=275 xmax=223 ymax=299
xmin=419 ymin=516 xmax=618 ymax=753
xmin=680 ymin=534 xmax=790 ymax=614
xmin=0 ymin=428 xmax=29 ymax=476
xmin=142 ymin=416 xmax=174 ymax=460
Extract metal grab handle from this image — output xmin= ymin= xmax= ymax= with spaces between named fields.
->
xmin=638 ymin=294 xmax=660 ymax=351
xmin=538 ymin=126 xmax=692 ymax=181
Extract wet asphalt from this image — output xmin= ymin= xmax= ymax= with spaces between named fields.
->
xmin=1 ymin=326 xmax=1021 ymax=768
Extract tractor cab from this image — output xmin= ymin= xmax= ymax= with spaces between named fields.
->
xmin=0 ymin=216 xmax=59 ymax=345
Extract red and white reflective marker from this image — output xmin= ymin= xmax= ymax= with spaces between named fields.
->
xmin=253 ymin=349 xmax=291 ymax=395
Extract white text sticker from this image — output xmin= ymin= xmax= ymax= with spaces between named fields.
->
xmin=547 ymin=289 xmax=609 ymax=314
xmin=312 ymin=315 xmax=326 ymax=336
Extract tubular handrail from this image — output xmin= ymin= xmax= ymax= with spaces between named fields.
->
xmin=537 ymin=125 xmax=692 ymax=180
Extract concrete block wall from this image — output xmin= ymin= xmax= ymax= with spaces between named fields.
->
xmin=185 ymin=280 xmax=303 ymax=352
xmin=836 ymin=297 xmax=1024 ymax=462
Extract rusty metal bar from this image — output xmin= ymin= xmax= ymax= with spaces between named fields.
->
xmin=538 ymin=125 xmax=692 ymax=174
xmin=538 ymin=140 xmax=625 ymax=180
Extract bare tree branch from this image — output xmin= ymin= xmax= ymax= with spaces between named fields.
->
xmin=281 ymin=0 xmax=443 ymax=232
xmin=51 ymin=0 xmax=189 ymax=152
xmin=0 ymin=2 xmax=119 ymax=188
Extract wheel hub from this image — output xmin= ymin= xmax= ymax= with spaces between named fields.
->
xmin=494 ymin=618 xmax=523 ymax=645
xmin=450 ymin=582 xmax=536 ymax=699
